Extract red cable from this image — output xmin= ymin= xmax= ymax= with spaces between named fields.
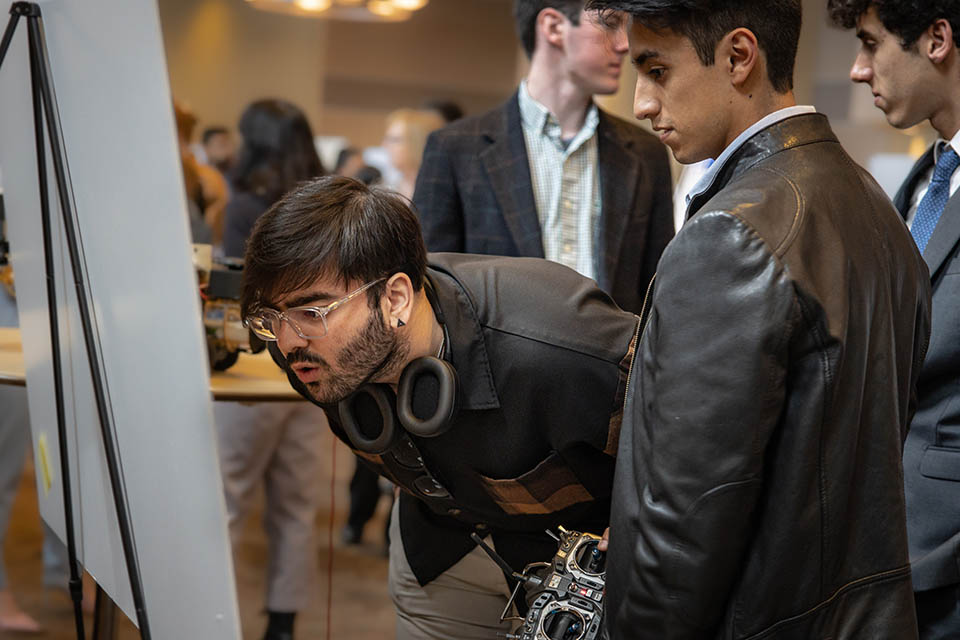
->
xmin=326 ymin=437 xmax=337 ymax=640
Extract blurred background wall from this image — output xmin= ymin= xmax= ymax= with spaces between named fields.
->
xmin=158 ymin=0 xmax=937 ymax=192
xmin=159 ymin=0 xmax=519 ymax=149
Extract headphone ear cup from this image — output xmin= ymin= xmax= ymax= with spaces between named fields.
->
xmin=397 ymin=356 xmax=459 ymax=438
xmin=338 ymin=384 xmax=400 ymax=454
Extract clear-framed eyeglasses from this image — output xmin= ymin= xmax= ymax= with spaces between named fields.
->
xmin=244 ymin=278 xmax=385 ymax=341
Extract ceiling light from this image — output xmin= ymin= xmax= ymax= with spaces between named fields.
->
xmin=249 ymin=0 xmax=424 ymax=21
xmin=367 ymin=0 xmax=407 ymax=18
xmin=390 ymin=0 xmax=427 ymax=9
xmin=295 ymin=0 xmax=331 ymax=9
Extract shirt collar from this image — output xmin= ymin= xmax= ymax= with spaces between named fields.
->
xmin=519 ymin=80 xmax=550 ymax=135
xmin=933 ymin=128 xmax=960 ymax=162
xmin=425 ymin=268 xmax=500 ymax=411
xmin=518 ymin=80 xmax=600 ymax=154
xmin=686 ymin=105 xmax=817 ymax=210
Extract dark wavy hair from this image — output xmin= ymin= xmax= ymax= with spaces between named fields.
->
xmin=241 ymin=176 xmax=428 ymax=317
xmin=585 ymin=0 xmax=801 ymax=93
xmin=230 ymin=99 xmax=325 ymax=203
xmin=827 ymin=0 xmax=960 ymax=49
xmin=514 ymin=0 xmax=585 ymax=57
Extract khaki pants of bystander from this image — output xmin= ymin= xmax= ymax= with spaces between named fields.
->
xmin=215 ymin=400 xmax=326 ymax=613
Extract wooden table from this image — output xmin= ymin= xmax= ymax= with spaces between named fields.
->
xmin=0 ymin=327 xmax=300 ymax=402
xmin=0 ymin=328 xmax=24 ymax=388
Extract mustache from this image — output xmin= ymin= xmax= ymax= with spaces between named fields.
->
xmin=285 ymin=348 xmax=329 ymax=369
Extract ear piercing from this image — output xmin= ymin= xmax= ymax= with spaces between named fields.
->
xmin=397 ymin=319 xmax=406 ymax=328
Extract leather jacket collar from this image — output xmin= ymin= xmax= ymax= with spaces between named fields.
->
xmin=688 ymin=113 xmax=838 ymax=218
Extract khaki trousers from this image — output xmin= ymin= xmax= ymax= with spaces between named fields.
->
xmin=215 ymin=400 xmax=325 ymax=612
xmin=388 ymin=500 xmax=517 ymax=640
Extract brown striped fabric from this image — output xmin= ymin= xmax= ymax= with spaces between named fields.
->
xmin=478 ymin=454 xmax=594 ymax=516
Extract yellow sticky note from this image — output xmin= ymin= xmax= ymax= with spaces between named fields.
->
xmin=37 ymin=433 xmax=53 ymax=496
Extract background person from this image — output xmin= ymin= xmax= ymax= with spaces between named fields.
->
xmin=0 ymin=252 xmax=94 ymax=632
xmin=381 ymin=108 xmax=445 ymax=200
xmin=0 ymin=271 xmax=40 ymax=632
xmin=828 ymin=1 xmax=960 ymax=637
xmin=352 ymin=164 xmax=382 ymax=186
xmin=332 ymin=146 xmax=365 ymax=179
xmin=413 ymin=0 xmax=674 ymax=315
xmin=202 ymin=125 xmax=237 ymax=175
xmin=222 ymin=98 xmax=325 ymax=258
xmin=174 ymin=101 xmax=228 ymax=246
xmin=422 ymin=98 xmax=464 ymax=124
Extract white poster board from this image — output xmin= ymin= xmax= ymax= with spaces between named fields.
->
xmin=0 ymin=1 xmax=241 ymax=636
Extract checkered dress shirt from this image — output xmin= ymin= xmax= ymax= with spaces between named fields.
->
xmin=518 ymin=81 xmax=602 ymax=281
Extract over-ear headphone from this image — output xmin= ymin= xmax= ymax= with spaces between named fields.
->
xmin=337 ymin=278 xmax=460 ymax=454
xmin=338 ymin=383 xmax=400 ymax=454
xmin=397 ymin=355 xmax=458 ymax=437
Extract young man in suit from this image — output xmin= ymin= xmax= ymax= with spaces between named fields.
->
xmin=829 ymin=2 xmax=960 ymax=637
xmin=587 ymin=0 xmax=931 ymax=637
xmin=412 ymin=0 xmax=673 ymax=315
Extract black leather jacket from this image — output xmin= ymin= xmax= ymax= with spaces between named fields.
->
xmin=604 ymin=114 xmax=931 ymax=639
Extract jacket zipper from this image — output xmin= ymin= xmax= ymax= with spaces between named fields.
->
xmin=625 ymin=273 xmax=656 ymax=399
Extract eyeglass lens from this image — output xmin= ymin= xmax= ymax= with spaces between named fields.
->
xmin=251 ymin=308 xmax=327 ymax=340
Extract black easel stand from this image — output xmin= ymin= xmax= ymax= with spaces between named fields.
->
xmin=0 ymin=3 xmax=152 ymax=638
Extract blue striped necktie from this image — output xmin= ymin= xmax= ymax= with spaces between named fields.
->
xmin=912 ymin=146 xmax=960 ymax=253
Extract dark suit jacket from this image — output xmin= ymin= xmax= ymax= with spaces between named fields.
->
xmin=894 ymin=145 xmax=960 ymax=592
xmin=412 ymin=92 xmax=674 ymax=315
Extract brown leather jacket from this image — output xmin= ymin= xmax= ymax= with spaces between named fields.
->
xmin=604 ymin=114 xmax=931 ymax=639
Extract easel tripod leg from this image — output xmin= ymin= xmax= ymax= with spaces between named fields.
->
xmin=21 ymin=1 xmax=86 ymax=637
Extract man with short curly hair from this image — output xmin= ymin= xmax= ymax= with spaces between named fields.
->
xmin=828 ymin=1 xmax=960 ymax=638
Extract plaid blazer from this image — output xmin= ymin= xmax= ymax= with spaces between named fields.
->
xmin=412 ymin=92 xmax=674 ymax=315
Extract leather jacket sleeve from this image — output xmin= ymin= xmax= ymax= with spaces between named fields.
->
xmin=613 ymin=210 xmax=797 ymax=637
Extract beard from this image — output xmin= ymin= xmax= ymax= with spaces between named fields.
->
xmin=288 ymin=309 xmax=409 ymax=405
